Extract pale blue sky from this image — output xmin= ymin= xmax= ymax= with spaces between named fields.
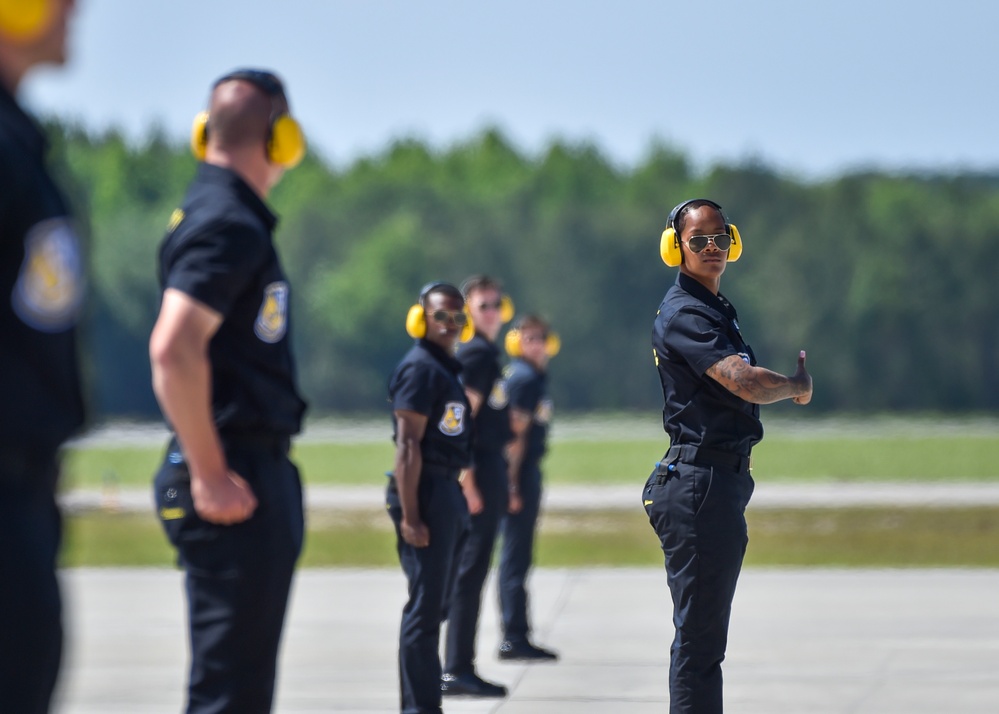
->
xmin=21 ymin=0 xmax=998 ymax=179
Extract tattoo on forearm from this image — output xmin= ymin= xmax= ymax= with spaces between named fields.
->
xmin=710 ymin=357 xmax=801 ymax=404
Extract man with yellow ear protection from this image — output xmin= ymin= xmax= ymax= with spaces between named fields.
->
xmin=646 ymin=198 xmax=812 ymax=713
xmin=441 ymin=275 xmax=514 ymax=698
xmin=150 ymin=69 xmax=307 ymax=714
xmin=386 ymin=281 xmax=474 ymax=714
xmin=496 ymin=314 xmax=560 ymax=662
xmin=0 ymin=1 xmax=84 ymax=711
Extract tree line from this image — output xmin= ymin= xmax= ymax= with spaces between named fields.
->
xmin=43 ymin=119 xmax=999 ymax=420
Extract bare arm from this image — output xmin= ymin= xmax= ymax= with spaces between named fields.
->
xmin=706 ymin=350 xmax=813 ymax=405
xmin=393 ymin=409 xmax=429 ymax=547
xmin=149 ymin=288 xmax=257 ymax=524
xmin=505 ymin=408 xmax=532 ymax=514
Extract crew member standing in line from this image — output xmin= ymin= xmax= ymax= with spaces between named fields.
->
xmin=149 ymin=69 xmax=308 ymax=714
xmin=646 ymin=198 xmax=812 ymax=713
xmin=387 ymin=282 xmax=474 ymax=714
xmin=497 ymin=314 xmax=560 ymax=662
xmin=441 ymin=275 xmax=514 ymax=698
xmin=0 ymin=2 xmax=85 ymax=711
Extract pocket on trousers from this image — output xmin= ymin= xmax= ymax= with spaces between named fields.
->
xmin=691 ymin=466 xmax=715 ymax=519
xmin=153 ymin=462 xmax=239 ymax=579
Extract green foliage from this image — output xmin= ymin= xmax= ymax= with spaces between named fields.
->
xmin=42 ymin=118 xmax=999 ymax=417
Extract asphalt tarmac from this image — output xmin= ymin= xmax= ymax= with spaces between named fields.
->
xmin=55 ymin=566 xmax=999 ymax=713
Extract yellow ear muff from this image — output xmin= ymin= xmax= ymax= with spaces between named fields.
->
xmin=459 ymin=306 xmax=475 ymax=342
xmin=504 ymin=329 xmax=523 ymax=358
xmin=545 ymin=333 xmax=561 ymax=357
xmin=190 ymin=111 xmax=210 ymax=161
xmin=268 ymin=114 xmax=306 ymax=169
xmin=499 ymin=295 xmax=515 ymax=324
xmin=0 ymin=0 xmax=53 ymax=43
xmin=405 ymin=305 xmax=426 ymax=339
xmin=660 ymin=227 xmax=682 ymax=267
xmin=505 ymin=328 xmax=560 ymax=358
xmin=726 ymin=223 xmax=743 ymax=262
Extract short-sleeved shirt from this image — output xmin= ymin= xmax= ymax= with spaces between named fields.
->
xmin=157 ymin=163 xmax=306 ymax=438
xmin=389 ymin=339 xmax=473 ymax=471
xmin=0 ymin=85 xmax=85 ymax=457
xmin=456 ymin=333 xmax=512 ymax=456
xmin=504 ymin=357 xmax=552 ymax=465
xmin=653 ymin=272 xmax=762 ymax=456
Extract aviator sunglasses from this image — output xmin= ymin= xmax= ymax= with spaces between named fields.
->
xmin=429 ymin=309 xmax=469 ymax=327
xmin=684 ymin=233 xmax=733 ymax=253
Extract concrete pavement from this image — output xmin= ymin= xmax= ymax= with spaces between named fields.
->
xmin=56 ymin=567 xmax=999 ymax=713
xmin=60 ymin=480 xmax=999 ymax=514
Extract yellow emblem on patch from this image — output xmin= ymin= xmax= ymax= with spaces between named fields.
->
xmin=12 ymin=218 xmax=84 ymax=332
xmin=439 ymin=401 xmax=467 ymax=436
xmin=167 ymin=208 xmax=185 ymax=232
xmin=159 ymin=507 xmax=186 ymax=521
xmin=487 ymin=379 xmax=509 ymax=409
xmin=644 ymin=500 xmax=654 ymax=506
xmin=254 ymin=281 xmax=289 ymax=343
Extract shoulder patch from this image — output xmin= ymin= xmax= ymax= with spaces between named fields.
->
xmin=439 ymin=401 xmax=467 ymax=436
xmin=255 ymin=281 xmax=289 ymax=343
xmin=487 ymin=379 xmax=509 ymax=409
xmin=12 ymin=218 xmax=84 ymax=333
xmin=535 ymin=398 xmax=554 ymax=425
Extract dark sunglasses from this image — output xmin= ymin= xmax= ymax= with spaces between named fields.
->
xmin=684 ymin=233 xmax=733 ymax=253
xmin=476 ymin=300 xmax=503 ymax=311
xmin=429 ymin=309 xmax=468 ymax=327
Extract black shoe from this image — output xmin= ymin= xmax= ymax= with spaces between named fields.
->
xmin=441 ymin=671 xmax=508 ymax=698
xmin=497 ymin=639 xmax=559 ymax=662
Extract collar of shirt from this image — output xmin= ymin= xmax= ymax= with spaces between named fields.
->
xmin=195 ymin=162 xmax=278 ymax=232
xmin=676 ymin=272 xmax=738 ymax=322
xmin=417 ymin=338 xmax=463 ymax=376
xmin=0 ymin=83 xmax=46 ymax=158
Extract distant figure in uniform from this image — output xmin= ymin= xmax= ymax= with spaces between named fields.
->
xmin=646 ymin=198 xmax=812 ymax=713
xmin=0 ymin=1 xmax=84 ymax=711
xmin=386 ymin=281 xmax=474 ymax=714
xmin=497 ymin=314 xmax=560 ymax=662
xmin=149 ymin=68 xmax=308 ymax=714
xmin=441 ymin=275 xmax=514 ymax=698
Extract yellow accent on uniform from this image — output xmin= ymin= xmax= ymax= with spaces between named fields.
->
xmin=159 ymin=507 xmax=186 ymax=521
xmin=167 ymin=208 xmax=185 ymax=232
xmin=644 ymin=500 xmax=654 ymax=506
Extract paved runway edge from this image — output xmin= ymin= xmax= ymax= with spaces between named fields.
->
xmin=60 ymin=481 xmax=999 ymax=514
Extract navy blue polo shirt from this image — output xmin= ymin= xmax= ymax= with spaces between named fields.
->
xmin=504 ymin=357 xmax=552 ymax=465
xmin=157 ymin=163 xmax=306 ymax=438
xmin=389 ymin=339 xmax=473 ymax=471
xmin=456 ymin=332 xmax=512 ymax=456
xmin=652 ymin=272 xmax=762 ymax=456
xmin=0 ymin=85 xmax=85 ymax=456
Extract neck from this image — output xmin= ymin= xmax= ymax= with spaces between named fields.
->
xmin=204 ymin=146 xmax=274 ymax=199
xmin=0 ymin=50 xmax=27 ymax=95
xmin=679 ymin=265 xmax=720 ymax=295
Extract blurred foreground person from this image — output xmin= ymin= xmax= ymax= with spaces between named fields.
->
xmin=150 ymin=68 xmax=307 ymax=713
xmin=0 ymin=1 xmax=84 ymax=710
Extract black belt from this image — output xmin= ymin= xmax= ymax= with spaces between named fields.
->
xmin=661 ymin=444 xmax=751 ymax=473
xmin=168 ymin=433 xmax=292 ymax=462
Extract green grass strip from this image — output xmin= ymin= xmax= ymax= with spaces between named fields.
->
xmin=61 ymin=505 xmax=999 ymax=569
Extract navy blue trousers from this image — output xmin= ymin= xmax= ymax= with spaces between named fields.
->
xmin=0 ymin=458 xmax=62 ymax=714
xmin=444 ymin=450 xmax=508 ymax=673
xmin=154 ymin=438 xmax=304 ymax=714
xmin=498 ymin=460 xmax=542 ymax=643
xmin=386 ymin=471 xmax=467 ymax=714
xmin=643 ymin=459 xmax=755 ymax=714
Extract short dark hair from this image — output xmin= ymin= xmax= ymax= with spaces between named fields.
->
xmin=420 ymin=282 xmax=463 ymax=306
xmin=460 ymin=274 xmax=503 ymax=298
xmin=674 ymin=199 xmax=723 ymax=237
xmin=512 ymin=314 xmax=549 ymax=337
